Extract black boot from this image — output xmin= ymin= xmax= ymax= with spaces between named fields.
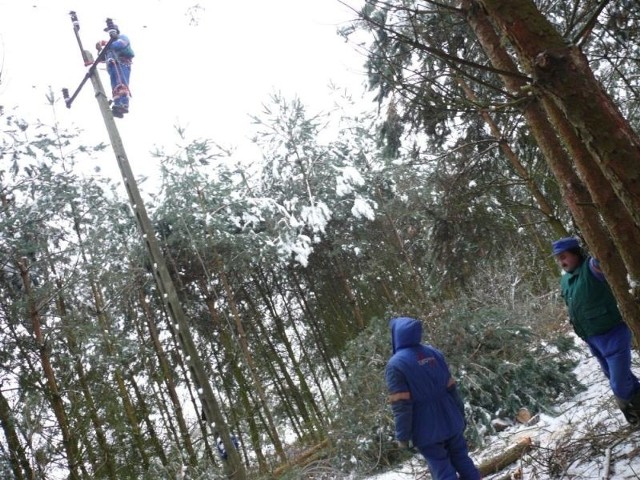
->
xmin=615 ymin=396 xmax=640 ymax=425
xmin=627 ymin=391 xmax=640 ymax=424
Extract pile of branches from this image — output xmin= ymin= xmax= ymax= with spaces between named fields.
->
xmin=492 ymin=413 xmax=640 ymax=479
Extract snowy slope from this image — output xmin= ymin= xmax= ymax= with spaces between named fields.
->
xmin=366 ymin=337 xmax=640 ymax=479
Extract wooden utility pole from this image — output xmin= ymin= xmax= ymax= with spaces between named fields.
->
xmin=64 ymin=12 xmax=246 ymax=479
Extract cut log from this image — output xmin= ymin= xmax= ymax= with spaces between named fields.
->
xmin=516 ymin=407 xmax=532 ymax=424
xmin=478 ymin=437 xmax=532 ymax=476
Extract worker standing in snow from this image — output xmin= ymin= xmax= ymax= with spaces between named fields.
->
xmin=96 ymin=18 xmax=134 ymax=118
xmin=552 ymin=236 xmax=640 ymax=425
xmin=385 ymin=316 xmax=481 ymax=479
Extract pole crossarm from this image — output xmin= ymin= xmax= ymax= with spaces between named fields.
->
xmin=63 ymin=12 xmax=115 ymax=109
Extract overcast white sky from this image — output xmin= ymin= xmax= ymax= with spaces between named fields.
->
xmin=0 ymin=0 xmax=370 ymax=191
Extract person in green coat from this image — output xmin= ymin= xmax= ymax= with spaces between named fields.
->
xmin=552 ymin=236 xmax=640 ymax=424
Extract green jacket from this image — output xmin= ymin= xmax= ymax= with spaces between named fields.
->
xmin=560 ymin=257 xmax=622 ymax=339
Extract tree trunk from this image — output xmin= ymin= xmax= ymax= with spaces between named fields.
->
xmin=289 ymin=268 xmax=344 ymax=396
xmin=248 ymin=299 xmax=317 ymax=439
xmin=464 ymin=0 xmax=640 ymax=336
xmin=127 ymin=372 xmax=170 ymax=467
xmin=477 ymin=436 xmax=532 ymax=476
xmin=333 ymin=260 xmax=366 ymax=331
xmin=271 ymin=272 xmax=333 ymax=414
xmin=0 ymin=388 xmax=33 ymax=480
xmin=16 ymin=259 xmax=81 ymax=480
xmin=78 ymin=255 xmax=152 ymax=471
xmin=213 ymin=256 xmax=288 ymax=463
xmin=542 ymin=98 xmax=640 ymax=299
xmin=201 ymin=292 xmax=269 ymax=472
xmin=477 ymin=0 xmax=640 ymax=248
xmin=55 ymin=284 xmax=118 ymax=480
xmin=249 ymin=271 xmax=325 ymax=430
xmin=138 ymin=288 xmax=198 ymax=467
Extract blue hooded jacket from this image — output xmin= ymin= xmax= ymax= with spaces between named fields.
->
xmin=385 ymin=317 xmax=465 ymax=446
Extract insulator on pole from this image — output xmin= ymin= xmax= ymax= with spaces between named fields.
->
xmin=69 ymin=11 xmax=79 ymax=31
xmin=62 ymin=88 xmax=71 ymax=108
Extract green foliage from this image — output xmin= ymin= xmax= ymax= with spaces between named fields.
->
xmin=435 ymin=305 xmax=584 ymax=447
xmin=327 ymin=316 xmax=404 ymax=474
xmin=328 ymin=294 xmax=583 ymax=472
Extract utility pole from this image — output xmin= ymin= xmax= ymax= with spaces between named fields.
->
xmin=63 ymin=12 xmax=247 ymax=479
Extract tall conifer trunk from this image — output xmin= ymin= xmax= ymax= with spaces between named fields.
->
xmin=16 ymin=259 xmax=81 ymax=480
xmin=542 ymin=99 xmax=640 ymax=295
xmin=476 ymin=0 xmax=640 ymax=263
xmin=200 ymin=291 xmax=269 ymax=472
xmin=137 ymin=288 xmax=198 ymax=467
xmin=463 ymin=0 xmax=640 ymax=334
xmin=455 ymin=76 xmax=568 ymax=239
xmin=213 ymin=256 xmax=288 ymax=463
xmin=0 ymin=389 xmax=32 ymax=480
xmin=53 ymin=279 xmax=118 ymax=479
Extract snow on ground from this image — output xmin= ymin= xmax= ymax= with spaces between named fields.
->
xmin=366 ymin=337 xmax=640 ymax=479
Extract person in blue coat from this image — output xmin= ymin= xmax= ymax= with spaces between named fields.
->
xmin=97 ymin=19 xmax=134 ymax=118
xmin=386 ymin=316 xmax=480 ymax=480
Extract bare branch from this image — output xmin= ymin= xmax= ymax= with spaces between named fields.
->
xmin=573 ymin=0 xmax=612 ymax=47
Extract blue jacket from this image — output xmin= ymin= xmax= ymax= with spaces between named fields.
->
xmin=106 ymin=34 xmax=134 ymax=65
xmin=385 ymin=317 xmax=465 ymax=446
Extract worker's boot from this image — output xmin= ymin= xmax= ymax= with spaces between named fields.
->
xmin=626 ymin=391 xmax=640 ymax=424
xmin=112 ymin=105 xmax=124 ymax=118
xmin=615 ymin=395 xmax=640 ymax=426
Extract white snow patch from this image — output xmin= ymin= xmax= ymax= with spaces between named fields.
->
xmin=336 ymin=166 xmax=366 ymax=197
xmin=300 ymin=202 xmax=331 ymax=233
xmin=351 ymin=197 xmax=376 ymax=220
xmin=279 ymin=234 xmax=313 ymax=267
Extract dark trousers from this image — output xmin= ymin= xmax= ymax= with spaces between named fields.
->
xmin=586 ymin=323 xmax=640 ymax=401
xmin=417 ymin=431 xmax=481 ymax=480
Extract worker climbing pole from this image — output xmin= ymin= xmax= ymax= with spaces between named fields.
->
xmin=63 ymin=12 xmax=133 ymax=118
xmin=98 ymin=17 xmax=134 ymax=118
xmin=62 ymin=12 xmax=247 ymax=480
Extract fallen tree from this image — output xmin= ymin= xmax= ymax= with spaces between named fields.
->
xmin=478 ymin=437 xmax=533 ymax=476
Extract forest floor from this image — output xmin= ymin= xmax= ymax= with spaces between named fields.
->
xmin=365 ymin=335 xmax=640 ymax=479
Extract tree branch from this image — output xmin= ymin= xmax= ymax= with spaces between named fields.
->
xmin=360 ymin=3 xmax=531 ymax=82
xmin=573 ymin=0 xmax=612 ymax=47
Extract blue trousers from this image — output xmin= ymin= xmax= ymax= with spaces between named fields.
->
xmin=107 ymin=61 xmax=131 ymax=108
xmin=417 ymin=431 xmax=481 ymax=480
xmin=586 ymin=323 xmax=640 ymax=401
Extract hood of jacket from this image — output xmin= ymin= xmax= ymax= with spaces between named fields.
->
xmin=390 ymin=317 xmax=422 ymax=354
